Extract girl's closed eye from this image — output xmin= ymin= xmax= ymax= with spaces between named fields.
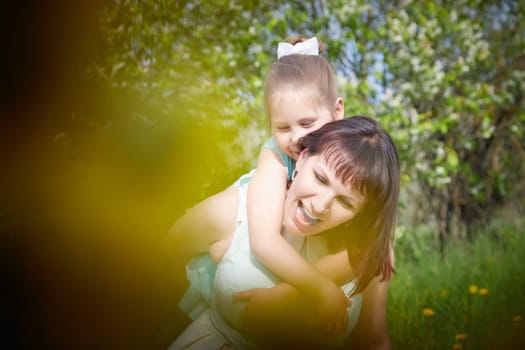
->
xmin=299 ymin=119 xmax=315 ymax=128
xmin=276 ymin=125 xmax=291 ymax=131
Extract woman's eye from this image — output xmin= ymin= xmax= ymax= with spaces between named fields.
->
xmin=314 ymin=172 xmax=327 ymax=185
xmin=338 ymin=197 xmax=353 ymax=210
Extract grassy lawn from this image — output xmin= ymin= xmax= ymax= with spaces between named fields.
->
xmin=388 ymin=218 xmax=525 ymax=349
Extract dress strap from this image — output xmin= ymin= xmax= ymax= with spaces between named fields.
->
xmin=221 ymin=184 xmax=249 ymax=259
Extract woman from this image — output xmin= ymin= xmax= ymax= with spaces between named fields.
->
xmin=167 ymin=116 xmax=399 ymax=349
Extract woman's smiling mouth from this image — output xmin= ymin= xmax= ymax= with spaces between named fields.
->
xmin=294 ymin=201 xmax=320 ymax=231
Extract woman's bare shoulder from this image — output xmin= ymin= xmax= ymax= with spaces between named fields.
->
xmin=168 ymin=185 xmax=239 ymax=256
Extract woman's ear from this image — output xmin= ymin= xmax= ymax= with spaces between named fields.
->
xmin=334 ymin=97 xmax=344 ymax=120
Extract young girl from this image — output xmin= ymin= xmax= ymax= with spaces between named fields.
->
xmin=244 ymin=35 xmax=349 ymax=329
xmin=175 ymin=36 xmax=350 ymax=330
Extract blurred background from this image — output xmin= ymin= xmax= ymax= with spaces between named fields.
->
xmin=1 ymin=1 xmax=524 ymax=349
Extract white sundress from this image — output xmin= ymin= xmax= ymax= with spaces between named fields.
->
xmin=169 ymin=184 xmax=362 ymax=349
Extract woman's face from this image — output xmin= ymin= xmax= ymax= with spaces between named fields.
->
xmin=269 ymin=86 xmax=342 ymax=160
xmin=283 ymin=152 xmax=366 ymax=237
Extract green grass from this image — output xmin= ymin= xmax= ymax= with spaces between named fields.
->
xmin=388 ymin=218 xmax=525 ymax=349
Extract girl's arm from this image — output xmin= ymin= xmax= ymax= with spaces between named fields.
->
xmin=235 ymin=250 xmax=392 ymax=349
xmin=232 ymin=249 xmax=354 ymax=346
xmin=233 ymin=283 xmax=326 ymax=349
xmin=247 ymin=148 xmax=349 ymax=324
xmin=314 ymin=249 xmax=353 ymax=285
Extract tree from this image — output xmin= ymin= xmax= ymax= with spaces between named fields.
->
xmin=94 ymin=0 xmax=525 ymax=247
xmin=267 ymin=0 xmax=525 ymax=247
xmin=359 ymin=0 xmax=525 ymax=247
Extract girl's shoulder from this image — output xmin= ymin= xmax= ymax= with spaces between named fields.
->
xmin=262 ymin=137 xmax=295 ymax=180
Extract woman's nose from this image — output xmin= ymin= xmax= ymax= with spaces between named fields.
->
xmin=312 ymin=193 xmax=332 ymax=216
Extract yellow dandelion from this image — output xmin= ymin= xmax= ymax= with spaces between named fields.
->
xmin=513 ymin=315 xmax=523 ymax=323
xmin=479 ymin=288 xmax=488 ymax=295
xmin=469 ymin=284 xmax=479 ymax=294
xmin=423 ymin=308 xmax=435 ymax=317
xmin=453 ymin=343 xmax=463 ymax=350
xmin=455 ymin=333 xmax=468 ymax=340
xmin=441 ymin=289 xmax=448 ymax=297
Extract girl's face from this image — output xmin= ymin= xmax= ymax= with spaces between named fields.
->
xmin=269 ymin=86 xmax=343 ymax=160
xmin=282 ymin=152 xmax=365 ymax=237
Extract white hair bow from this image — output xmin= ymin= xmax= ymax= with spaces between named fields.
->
xmin=277 ymin=36 xmax=319 ymax=59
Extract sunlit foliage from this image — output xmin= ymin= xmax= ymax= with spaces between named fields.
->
xmin=94 ymin=0 xmax=525 ymax=246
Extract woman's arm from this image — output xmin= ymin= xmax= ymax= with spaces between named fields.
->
xmin=347 ymin=249 xmax=395 ymax=350
xmin=166 ymin=185 xmax=239 ymax=267
xmin=248 ymin=148 xmax=348 ymax=324
xmin=346 ymin=276 xmax=391 ymax=350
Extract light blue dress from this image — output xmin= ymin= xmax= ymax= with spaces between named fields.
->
xmin=170 ymin=184 xmax=362 ymax=349
xmin=234 ymin=136 xmax=295 ymax=186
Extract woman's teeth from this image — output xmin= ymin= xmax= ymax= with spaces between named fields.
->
xmin=300 ymin=202 xmax=319 ymax=225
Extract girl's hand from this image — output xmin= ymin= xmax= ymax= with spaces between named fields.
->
xmin=233 ymin=288 xmax=270 ymax=331
xmin=233 ymin=286 xmax=329 ymax=348
xmin=314 ymin=283 xmax=351 ymax=335
xmin=233 ymin=285 xmax=315 ymax=333
xmin=233 ymin=287 xmax=295 ymax=332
